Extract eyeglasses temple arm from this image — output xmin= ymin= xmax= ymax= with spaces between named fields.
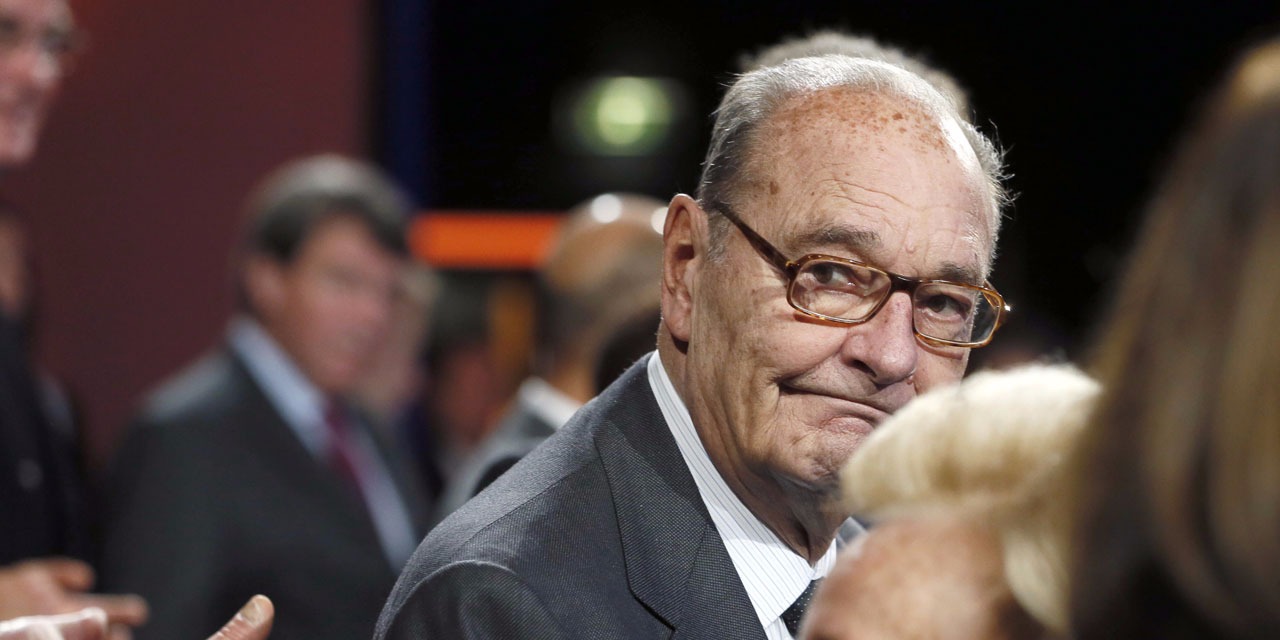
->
xmin=710 ymin=200 xmax=797 ymax=275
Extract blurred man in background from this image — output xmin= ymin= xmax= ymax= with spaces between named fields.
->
xmin=0 ymin=0 xmax=148 ymax=632
xmin=431 ymin=192 xmax=665 ymax=521
xmin=101 ymin=155 xmax=429 ymax=639
xmin=0 ymin=0 xmax=70 ymax=169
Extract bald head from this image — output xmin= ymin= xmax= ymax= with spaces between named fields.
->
xmin=538 ymin=193 xmax=665 ymax=397
xmin=698 ymin=55 xmax=1005 ymax=260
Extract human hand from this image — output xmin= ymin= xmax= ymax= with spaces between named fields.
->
xmin=0 ymin=607 xmax=108 ymax=640
xmin=0 ymin=559 xmax=147 ymax=631
xmin=207 ymin=596 xmax=273 ymax=640
xmin=0 ymin=595 xmax=272 ymax=640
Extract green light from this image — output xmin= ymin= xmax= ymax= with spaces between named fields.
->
xmin=572 ymin=76 xmax=673 ymax=155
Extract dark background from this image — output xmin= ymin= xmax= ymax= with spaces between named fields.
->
xmin=8 ymin=1 xmax=1278 ymax=463
xmin=390 ymin=1 xmax=1280 ymax=358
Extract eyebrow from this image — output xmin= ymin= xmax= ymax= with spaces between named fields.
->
xmin=934 ymin=262 xmax=984 ymax=286
xmin=788 ymin=225 xmax=882 ymax=256
xmin=788 ymin=225 xmax=984 ymax=285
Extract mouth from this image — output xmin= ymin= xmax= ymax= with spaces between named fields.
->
xmin=777 ymin=382 xmax=896 ymax=428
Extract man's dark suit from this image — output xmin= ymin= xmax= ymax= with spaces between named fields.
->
xmin=0 ymin=313 xmax=87 ymax=565
xmin=102 ymin=348 xmax=429 ymax=640
xmin=376 ymin=355 xmax=767 ymax=639
xmin=430 ymin=389 xmax=557 ymax=523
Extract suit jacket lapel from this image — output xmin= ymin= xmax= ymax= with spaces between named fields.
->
xmin=595 ymin=356 xmax=766 ymax=640
xmin=222 ymin=349 xmax=390 ymax=558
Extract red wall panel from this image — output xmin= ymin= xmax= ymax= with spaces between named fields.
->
xmin=4 ymin=0 xmax=371 ymax=465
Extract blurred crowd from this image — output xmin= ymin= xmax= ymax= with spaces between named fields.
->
xmin=2 ymin=1 xmax=1280 ymax=639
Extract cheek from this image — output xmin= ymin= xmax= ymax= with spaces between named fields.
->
xmin=292 ymin=288 xmax=355 ymax=342
xmin=722 ymin=290 xmax=846 ymax=379
xmin=912 ymin=346 xmax=968 ymax=392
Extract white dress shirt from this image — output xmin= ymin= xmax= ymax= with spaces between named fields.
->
xmin=647 ymin=353 xmax=837 ymax=640
xmin=228 ymin=317 xmax=418 ymax=570
xmin=517 ymin=376 xmax=582 ymax=431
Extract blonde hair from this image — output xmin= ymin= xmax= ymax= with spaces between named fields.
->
xmin=841 ymin=364 xmax=1099 ymax=633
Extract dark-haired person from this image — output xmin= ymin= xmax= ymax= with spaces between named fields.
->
xmin=101 ymin=155 xmax=429 ymax=640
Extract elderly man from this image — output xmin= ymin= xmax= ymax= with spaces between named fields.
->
xmin=377 ymin=46 xmax=1008 ymax=639
xmin=0 ymin=0 xmax=150 ymax=632
xmin=102 ymin=156 xmax=430 ymax=640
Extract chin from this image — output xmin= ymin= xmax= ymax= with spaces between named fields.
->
xmin=316 ymin=367 xmax=362 ymax=396
xmin=777 ymin=463 xmax=845 ymax=496
xmin=0 ymin=125 xmax=39 ymax=165
xmin=0 ymin=144 xmax=33 ymax=168
xmin=810 ymin=430 xmax=871 ymax=481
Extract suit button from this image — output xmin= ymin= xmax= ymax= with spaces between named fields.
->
xmin=17 ymin=458 xmax=43 ymax=491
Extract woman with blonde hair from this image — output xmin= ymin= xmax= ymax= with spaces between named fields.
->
xmin=817 ymin=364 xmax=1099 ymax=640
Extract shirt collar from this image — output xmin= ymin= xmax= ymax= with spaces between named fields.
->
xmin=517 ymin=377 xmax=582 ymax=430
xmin=646 ymin=352 xmax=837 ymax=632
xmin=227 ymin=316 xmax=328 ymax=456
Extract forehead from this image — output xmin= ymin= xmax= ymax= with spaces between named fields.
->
xmin=0 ymin=0 xmax=72 ymax=27
xmin=296 ymin=215 xmax=395 ymax=262
xmin=742 ymin=88 xmax=994 ymax=278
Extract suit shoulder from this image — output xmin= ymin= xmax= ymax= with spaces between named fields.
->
xmin=385 ymin=456 xmax=631 ymax=638
xmin=398 ymin=423 xmax=616 ymax=581
xmin=440 ymin=413 xmax=550 ymax=508
xmin=135 ymin=351 xmax=246 ymax=428
xmin=378 ymin=560 xmax=566 ymax=640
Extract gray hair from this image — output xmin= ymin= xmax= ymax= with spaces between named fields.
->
xmin=739 ymin=30 xmax=972 ymax=118
xmin=695 ymin=54 xmax=1007 ymax=262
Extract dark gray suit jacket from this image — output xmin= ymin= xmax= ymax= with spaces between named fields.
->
xmin=102 ymin=348 xmax=429 ymax=640
xmin=376 ymin=355 xmax=766 ymax=639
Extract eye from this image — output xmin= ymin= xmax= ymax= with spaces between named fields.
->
xmin=40 ymin=28 xmax=74 ymax=57
xmin=0 ymin=17 xmax=21 ymax=47
xmin=919 ymin=290 xmax=972 ymax=320
xmin=809 ymin=261 xmax=849 ymax=286
xmin=805 ymin=261 xmax=876 ymax=291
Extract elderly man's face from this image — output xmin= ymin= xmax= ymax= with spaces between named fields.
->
xmin=0 ymin=0 xmax=72 ymax=167
xmin=675 ymin=88 xmax=994 ymax=494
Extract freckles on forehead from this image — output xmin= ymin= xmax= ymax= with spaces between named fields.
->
xmin=744 ymin=88 xmax=996 ymax=272
xmin=743 ymin=88 xmax=985 ymax=206
xmin=758 ymin=89 xmax=953 ymax=165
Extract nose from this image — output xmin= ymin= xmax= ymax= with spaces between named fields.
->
xmin=839 ymin=291 xmax=919 ymax=386
xmin=353 ymin=286 xmax=394 ymax=330
xmin=0 ymin=42 xmax=61 ymax=92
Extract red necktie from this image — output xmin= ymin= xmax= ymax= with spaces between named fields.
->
xmin=323 ymin=400 xmax=367 ymax=508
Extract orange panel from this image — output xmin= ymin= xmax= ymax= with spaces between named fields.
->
xmin=411 ymin=211 xmax=566 ymax=269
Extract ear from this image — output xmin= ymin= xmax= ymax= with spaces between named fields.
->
xmin=660 ymin=194 xmax=709 ymax=343
xmin=242 ymin=255 xmax=287 ymax=320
